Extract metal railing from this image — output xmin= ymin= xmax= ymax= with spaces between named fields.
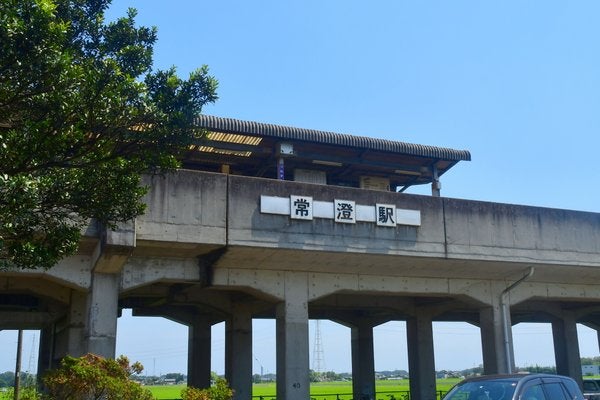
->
xmin=250 ymin=389 xmax=447 ymax=400
xmin=163 ymin=389 xmax=447 ymax=400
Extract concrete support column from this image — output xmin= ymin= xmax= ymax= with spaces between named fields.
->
xmin=276 ymin=272 xmax=309 ymax=400
xmin=86 ymin=272 xmax=119 ymax=358
xmin=351 ymin=323 xmax=376 ymax=400
xmin=66 ymin=290 xmax=88 ymax=357
xmin=407 ymin=313 xmax=436 ymax=400
xmin=225 ymin=308 xmax=253 ymax=399
xmin=552 ymin=316 xmax=582 ymax=388
xmin=188 ymin=316 xmax=212 ymax=389
xmin=479 ymin=304 xmax=513 ymax=375
xmin=47 ymin=290 xmax=89 ymax=366
xmin=37 ymin=325 xmax=54 ymax=385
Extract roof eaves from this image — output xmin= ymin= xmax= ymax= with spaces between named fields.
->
xmin=195 ymin=115 xmax=471 ymax=162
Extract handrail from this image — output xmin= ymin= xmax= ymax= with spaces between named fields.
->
xmin=163 ymin=389 xmax=447 ymax=400
xmin=248 ymin=389 xmax=447 ymax=400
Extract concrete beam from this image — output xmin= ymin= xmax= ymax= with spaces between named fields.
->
xmin=44 ymin=256 xmax=93 ymax=289
xmin=92 ymin=221 xmax=135 ymax=274
xmin=136 ymin=171 xmax=227 ymax=246
xmin=0 ymin=311 xmax=58 ymax=329
xmin=1 ymin=276 xmax=75 ymax=304
xmin=121 ymin=257 xmax=202 ymax=291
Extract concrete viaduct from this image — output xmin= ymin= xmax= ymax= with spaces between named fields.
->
xmin=2 ymin=116 xmax=600 ymax=400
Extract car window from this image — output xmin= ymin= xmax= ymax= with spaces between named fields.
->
xmin=445 ymin=381 xmax=516 ymax=400
xmin=583 ymin=382 xmax=597 ymax=391
xmin=562 ymin=379 xmax=585 ymax=400
xmin=542 ymin=382 xmax=568 ymax=400
xmin=521 ymin=384 xmax=547 ymax=400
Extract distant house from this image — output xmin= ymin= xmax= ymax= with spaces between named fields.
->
xmin=582 ymin=365 xmax=600 ymax=376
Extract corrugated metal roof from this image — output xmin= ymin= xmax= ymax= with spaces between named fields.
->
xmin=195 ymin=115 xmax=471 ymax=161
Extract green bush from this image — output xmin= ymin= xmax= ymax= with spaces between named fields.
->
xmin=0 ymin=387 xmax=40 ymax=400
xmin=42 ymin=353 xmax=154 ymax=400
xmin=181 ymin=378 xmax=233 ymax=400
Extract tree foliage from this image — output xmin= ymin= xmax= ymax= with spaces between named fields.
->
xmin=181 ymin=378 xmax=234 ymax=400
xmin=582 ymin=356 xmax=600 ymax=366
xmin=42 ymin=353 xmax=154 ymax=400
xmin=0 ymin=371 xmax=14 ymax=388
xmin=0 ymin=0 xmax=217 ymax=269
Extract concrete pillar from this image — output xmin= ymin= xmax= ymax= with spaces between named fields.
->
xmin=37 ymin=325 xmax=54 ymax=385
xmin=351 ymin=323 xmax=376 ymax=400
xmin=225 ymin=308 xmax=253 ymax=399
xmin=479 ymin=304 xmax=513 ymax=374
xmin=66 ymin=290 xmax=88 ymax=357
xmin=86 ymin=272 xmax=119 ymax=358
xmin=187 ymin=316 xmax=212 ymax=389
xmin=276 ymin=272 xmax=309 ymax=400
xmin=407 ymin=313 xmax=436 ymax=400
xmin=552 ymin=316 xmax=582 ymax=388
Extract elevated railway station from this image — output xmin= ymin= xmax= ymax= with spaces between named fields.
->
xmin=2 ymin=115 xmax=600 ymax=400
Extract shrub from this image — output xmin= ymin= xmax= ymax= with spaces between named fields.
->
xmin=42 ymin=353 xmax=154 ymax=400
xmin=181 ymin=378 xmax=233 ymax=400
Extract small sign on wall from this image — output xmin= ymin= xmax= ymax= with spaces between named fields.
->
xmin=290 ymin=195 xmax=313 ymax=220
xmin=376 ymin=203 xmax=396 ymax=227
xmin=261 ymin=195 xmax=421 ymax=227
xmin=334 ymin=199 xmax=356 ymax=224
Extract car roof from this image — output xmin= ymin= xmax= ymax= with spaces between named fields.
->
xmin=459 ymin=374 xmax=573 ymax=384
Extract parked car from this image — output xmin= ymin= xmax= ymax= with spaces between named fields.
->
xmin=442 ymin=374 xmax=584 ymax=400
xmin=583 ymin=379 xmax=600 ymax=400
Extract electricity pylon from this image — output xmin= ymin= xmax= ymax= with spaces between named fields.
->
xmin=312 ymin=320 xmax=326 ymax=373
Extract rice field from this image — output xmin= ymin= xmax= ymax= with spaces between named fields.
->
xmin=145 ymin=378 xmax=460 ymax=400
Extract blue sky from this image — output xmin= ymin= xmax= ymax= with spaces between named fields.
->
xmin=2 ymin=1 xmax=600 ymax=375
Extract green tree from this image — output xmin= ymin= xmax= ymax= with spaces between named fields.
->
xmin=581 ymin=356 xmax=600 ymax=365
xmin=0 ymin=0 xmax=217 ymax=270
xmin=42 ymin=353 xmax=154 ymax=400
xmin=0 ymin=371 xmax=15 ymax=387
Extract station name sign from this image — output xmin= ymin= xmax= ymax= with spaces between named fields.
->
xmin=260 ymin=195 xmax=421 ymax=227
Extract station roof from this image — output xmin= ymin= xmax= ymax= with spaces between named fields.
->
xmin=184 ymin=115 xmax=471 ymax=191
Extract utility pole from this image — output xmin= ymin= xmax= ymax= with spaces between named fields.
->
xmin=14 ymin=330 xmax=23 ymax=400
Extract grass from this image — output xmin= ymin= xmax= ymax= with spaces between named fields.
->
xmin=145 ymin=378 xmax=461 ymax=400
xmin=146 ymin=384 xmax=187 ymax=399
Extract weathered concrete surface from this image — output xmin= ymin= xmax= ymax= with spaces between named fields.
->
xmin=226 ymin=174 xmax=444 ymax=258
xmin=5 ymin=169 xmax=599 ymax=341
xmin=92 ymin=221 xmax=135 ymax=273
xmin=275 ymin=272 xmax=310 ymax=400
xmin=444 ymin=199 xmax=600 ymax=266
xmin=2 ymin=169 xmax=600 ymax=399
xmin=135 ymin=170 xmax=227 ymax=257
xmin=221 ymin=175 xmax=600 ymax=284
xmin=407 ymin=312 xmax=437 ymax=400
xmin=350 ymin=323 xmax=376 ymax=400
